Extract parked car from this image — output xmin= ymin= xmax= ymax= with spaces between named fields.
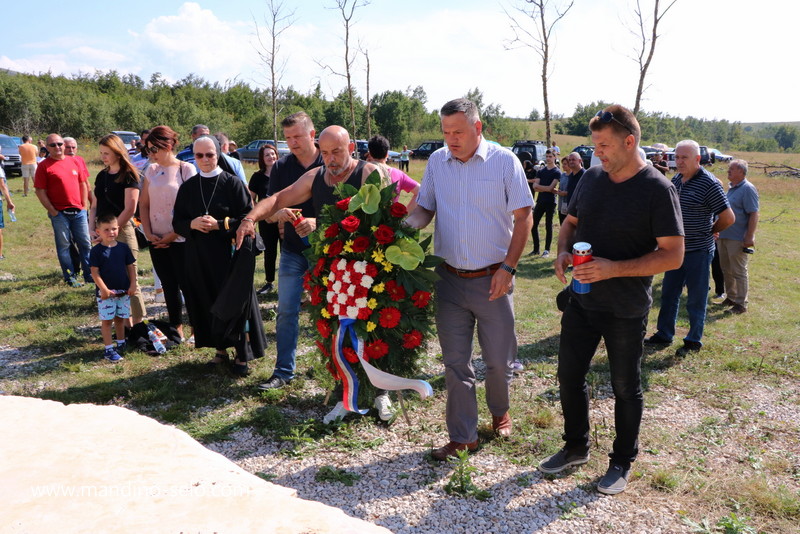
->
xmin=112 ymin=131 xmax=140 ymax=151
xmin=570 ymin=145 xmax=595 ymax=169
xmin=709 ymin=148 xmax=733 ymax=163
xmin=640 ymin=145 xmax=660 ymax=161
xmin=411 ymin=140 xmax=445 ymax=159
xmin=511 ymin=140 xmax=547 ymax=165
xmin=354 ymin=139 xmax=369 ymax=160
xmin=665 ymin=151 xmax=676 ymax=170
xmin=237 ymin=139 xmax=290 ymax=162
xmin=699 ymin=145 xmax=712 ymax=166
xmin=0 ymin=134 xmax=22 ymax=176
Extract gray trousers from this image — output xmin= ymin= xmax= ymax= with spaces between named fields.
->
xmin=435 ymin=266 xmax=517 ymax=443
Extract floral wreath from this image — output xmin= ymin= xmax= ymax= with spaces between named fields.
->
xmin=303 ymin=170 xmax=442 ymax=413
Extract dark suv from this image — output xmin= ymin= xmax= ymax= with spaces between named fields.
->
xmin=411 ymin=140 xmax=445 ymax=159
xmin=571 ymin=145 xmax=595 ymax=169
xmin=0 ymin=135 xmax=21 ymax=177
xmin=511 ymin=140 xmax=547 ymax=165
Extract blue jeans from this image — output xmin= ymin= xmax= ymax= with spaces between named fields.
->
xmin=273 ymin=248 xmax=308 ymax=380
xmin=49 ymin=210 xmax=92 ymax=282
xmin=655 ymin=249 xmax=714 ymax=345
xmin=558 ymin=299 xmax=647 ymax=468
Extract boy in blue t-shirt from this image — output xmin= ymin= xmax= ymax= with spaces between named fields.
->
xmin=89 ymin=214 xmax=137 ymax=361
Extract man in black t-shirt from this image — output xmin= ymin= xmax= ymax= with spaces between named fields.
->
xmin=537 ymin=105 xmax=684 ymax=496
xmin=528 ymin=150 xmax=560 ymax=257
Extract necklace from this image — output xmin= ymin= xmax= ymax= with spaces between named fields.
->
xmin=325 ymin=160 xmax=355 ymax=187
xmin=199 ymin=174 xmax=221 ymax=215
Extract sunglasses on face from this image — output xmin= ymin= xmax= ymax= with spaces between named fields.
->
xmin=595 ymin=111 xmax=635 ymax=136
xmin=146 ymin=146 xmax=159 ymax=155
xmin=194 ymin=152 xmax=217 ymax=160
xmin=48 ymin=142 xmax=64 ymax=148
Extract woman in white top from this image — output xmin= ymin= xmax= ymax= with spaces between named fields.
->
xmin=139 ymin=125 xmax=195 ymax=339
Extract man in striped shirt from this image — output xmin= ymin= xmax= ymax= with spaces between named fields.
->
xmin=646 ymin=140 xmax=734 ymax=357
xmin=406 ymin=98 xmax=533 ymax=461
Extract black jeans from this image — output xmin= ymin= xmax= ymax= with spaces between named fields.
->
xmin=558 ymin=299 xmax=647 ymax=468
xmin=149 ymin=243 xmax=186 ymax=326
xmin=532 ymin=202 xmax=555 ymax=253
xmin=258 ymin=221 xmax=280 ymax=284
xmin=711 ymin=244 xmax=725 ymax=295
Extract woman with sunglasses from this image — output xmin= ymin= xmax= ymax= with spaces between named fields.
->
xmin=139 ymin=126 xmax=195 ymax=340
xmin=247 ymin=143 xmax=280 ymax=295
xmin=89 ymin=134 xmax=146 ymax=327
xmin=173 ymin=135 xmax=266 ymax=377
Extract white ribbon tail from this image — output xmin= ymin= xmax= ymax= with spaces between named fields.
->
xmin=357 ymin=353 xmax=434 ymax=399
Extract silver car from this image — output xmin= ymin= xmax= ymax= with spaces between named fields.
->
xmin=0 ymin=135 xmax=21 ymax=176
xmin=237 ymin=139 xmax=290 ymax=162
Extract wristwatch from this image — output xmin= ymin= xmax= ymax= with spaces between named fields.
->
xmin=499 ymin=263 xmax=516 ymax=276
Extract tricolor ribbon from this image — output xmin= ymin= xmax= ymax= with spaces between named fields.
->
xmin=330 ymin=317 xmax=434 ymax=416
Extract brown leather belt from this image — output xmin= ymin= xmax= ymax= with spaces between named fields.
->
xmin=443 ymin=262 xmax=501 ymax=279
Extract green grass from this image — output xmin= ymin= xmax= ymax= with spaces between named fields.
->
xmin=2 ymin=155 xmax=800 ymax=532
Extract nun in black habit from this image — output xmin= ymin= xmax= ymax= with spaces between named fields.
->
xmin=173 ymin=135 xmax=266 ymax=376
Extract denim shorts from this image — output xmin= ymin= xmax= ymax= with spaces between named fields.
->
xmin=97 ymin=294 xmax=131 ymax=320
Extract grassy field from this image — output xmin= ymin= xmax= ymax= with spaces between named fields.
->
xmin=1 ymin=154 xmax=799 ymax=532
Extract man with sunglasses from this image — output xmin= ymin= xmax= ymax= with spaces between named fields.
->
xmin=538 ymin=105 xmax=684 ymax=495
xmin=34 ymin=134 xmax=93 ymax=287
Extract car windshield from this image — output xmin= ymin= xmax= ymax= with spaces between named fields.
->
xmin=0 ymin=138 xmax=17 ymax=149
xmin=277 ymin=141 xmax=288 ymax=149
xmin=115 ymin=133 xmax=138 ymax=145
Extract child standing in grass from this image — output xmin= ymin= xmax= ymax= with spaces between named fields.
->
xmin=89 ymin=213 xmax=137 ymax=361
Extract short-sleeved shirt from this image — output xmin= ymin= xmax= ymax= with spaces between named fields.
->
xmin=719 ymin=179 xmax=759 ymax=241
xmin=19 ymin=143 xmax=38 ymax=165
xmin=388 ymin=167 xmax=418 ymax=200
xmin=89 ymin=241 xmax=135 ymax=298
xmin=34 ymin=157 xmax=87 ymax=210
xmin=569 ymin=165 xmax=683 ymax=318
xmin=144 ymin=161 xmax=194 ymax=240
xmin=268 ymin=151 xmax=324 ymax=255
xmin=672 ymin=168 xmax=730 ymax=252
xmin=94 ymin=170 xmax=141 ymax=219
xmin=534 ymin=166 xmax=560 ymax=205
xmin=417 ymin=138 xmax=533 ymax=270
xmin=248 ymin=170 xmax=271 ymax=201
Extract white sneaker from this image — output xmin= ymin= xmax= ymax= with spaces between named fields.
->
xmin=154 ymin=289 xmax=165 ymax=303
xmin=374 ymin=393 xmax=393 ymax=421
xmin=541 ymin=250 xmax=550 ymax=257
xmin=323 ymin=401 xmax=348 ymax=424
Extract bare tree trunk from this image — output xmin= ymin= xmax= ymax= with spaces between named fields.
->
xmin=363 ymin=47 xmax=372 ymax=138
xmin=253 ymin=0 xmax=296 ymax=142
xmin=632 ymin=0 xmax=678 ymax=116
xmin=504 ymin=0 xmax=574 ymax=147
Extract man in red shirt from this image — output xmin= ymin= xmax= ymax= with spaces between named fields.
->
xmin=34 ymin=133 xmax=93 ymax=286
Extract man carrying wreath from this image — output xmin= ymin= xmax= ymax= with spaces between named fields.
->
xmin=405 ymin=98 xmax=533 ymax=461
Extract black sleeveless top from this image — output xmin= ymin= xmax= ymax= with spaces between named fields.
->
xmin=311 ymin=160 xmax=368 ymax=216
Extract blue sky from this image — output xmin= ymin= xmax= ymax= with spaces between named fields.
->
xmin=1 ymin=0 xmax=796 ymax=122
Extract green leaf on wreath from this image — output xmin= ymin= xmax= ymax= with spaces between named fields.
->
xmin=419 ymin=235 xmax=433 ymax=251
xmin=349 ymin=184 xmax=382 ymax=214
xmin=335 ymin=182 xmax=359 ymax=199
xmin=385 ymin=238 xmax=425 ymax=270
xmin=364 ymin=169 xmax=382 ymax=187
xmin=422 ymin=254 xmax=445 ymax=268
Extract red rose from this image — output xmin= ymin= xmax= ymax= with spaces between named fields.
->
xmin=317 ymin=319 xmax=332 ymax=338
xmin=390 ymin=202 xmax=408 ymax=218
xmin=402 ymin=330 xmax=423 ymax=349
xmin=378 ymin=307 xmax=401 ymax=328
xmin=313 ymin=258 xmax=327 ymax=277
xmin=324 ymin=223 xmax=340 ymax=238
xmin=365 ymin=263 xmax=379 ymax=277
xmin=328 ymin=240 xmax=344 ymax=257
xmin=351 ymin=236 xmax=370 ymax=253
xmin=357 ymin=307 xmax=373 ymax=320
xmin=411 ymin=290 xmax=432 ymax=309
xmin=365 ymin=339 xmax=389 ymax=360
xmin=311 ymin=285 xmax=325 ymax=306
xmin=343 ymin=347 xmax=359 ymax=363
xmin=385 ymin=280 xmax=407 ymax=302
xmin=341 ymin=215 xmax=361 ymax=233
xmin=374 ymin=225 xmax=395 ymax=245
xmin=336 ymin=197 xmax=351 ymax=210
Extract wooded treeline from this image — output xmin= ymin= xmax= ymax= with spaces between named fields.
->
xmin=1 ymin=69 xmax=797 ymax=152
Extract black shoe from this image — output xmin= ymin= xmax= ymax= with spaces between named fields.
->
xmin=257 ymin=282 xmax=274 ymax=295
xmin=230 ymin=362 xmax=250 ymax=378
xmin=644 ymin=333 xmax=671 ymax=345
xmin=257 ymin=375 xmax=290 ymax=390
xmin=675 ymin=340 xmax=702 ymax=358
xmin=597 ymin=463 xmax=630 ymax=495
xmin=205 ymin=353 xmax=229 ymax=370
xmin=538 ymin=448 xmax=590 ymax=474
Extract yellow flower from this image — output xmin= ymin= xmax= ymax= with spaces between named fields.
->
xmin=343 ymin=239 xmax=354 ymax=253
xmin=323 ymin=244 xmax=330 ymax=254
xmin=382 ymin=261 xmax=393 ymax=273
xmin=370 ymin=225 xmax=378 ymax=232
xmin=321 ymin=308 xmax=331 ymax=319
xmin=372 ymin=248 xmax=385 ymax=263
xmin=322 ymin=276 xmax=328 ymax=286
xmin=373 ymin=282 xmax=385 ymax=294
xmin=366 ymin=321 xmax=377 ymax=332
xmin=367 ymin=298 xmax=378 ymax=309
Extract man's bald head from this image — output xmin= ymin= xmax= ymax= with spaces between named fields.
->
xmin=319 ymin=126 xmax=355 ymax=177
xmin=319 ymin=125 xmax=351 ymax=146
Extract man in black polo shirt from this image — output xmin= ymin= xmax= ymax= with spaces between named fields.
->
xmin=646 ymin=140 xmax=734 ymax=356
xmin=245 ymin=111 xmax=324 ymax=390
xmin=528 ymin=149 xmax=560 ymax=257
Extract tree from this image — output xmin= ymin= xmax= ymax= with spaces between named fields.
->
xmin=360 ymin=43 xmax=372 ymax=138
xmin=505 ymin=0 xmax=574 ymax=146
xmin=557 ymin=101 xmax=613 ymax=136
xmin=318 ymin=0 xmax=370 ymax=138
xmin=527 ymin=108 xmax=541 ymax=121
xmin=254 ymin=0 xmax=296 ymax=142
xmin=773 ymin=125 xmax=799 ymax=151
xmin=630 ymin=0 xmax=678 ymax=116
